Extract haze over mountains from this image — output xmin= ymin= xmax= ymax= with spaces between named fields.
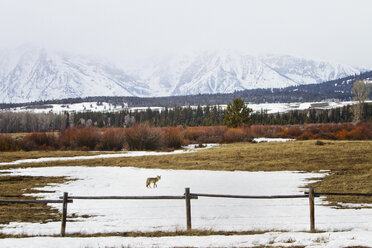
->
xmin=0 ymin=46 xmax=367 ymax=103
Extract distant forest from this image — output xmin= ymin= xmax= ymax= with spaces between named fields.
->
xmin=1 ymin=103 xmax=372 ymax=133
xmin=1 ymin=71 xmax=371 ymax=109
xmin=71 ymin=103 xmax=372 ymax=128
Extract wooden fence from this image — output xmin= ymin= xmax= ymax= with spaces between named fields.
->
xmin=1 ymin=188 xmax=371 ymax=236
xmin=0 ymin=194 xmax=73 ymax=237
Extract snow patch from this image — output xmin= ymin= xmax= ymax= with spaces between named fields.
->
xmin=0 ymin=166 xmax=371 ymax=246
xmin=1 ymin=230 xmax=372 ymax=248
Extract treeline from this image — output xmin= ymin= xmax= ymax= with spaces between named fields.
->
xmin=72 ymin=103 xmax=372 ymax=128
xmin=1 ymin=122 xmax=371 ymax=152
xmin=73 ymin=105 xmax=225 ymax=127
xmin=0 ymin=112 xmax=68 ymax=133
xmin=1 ymin=103 xmax=372 ymax=133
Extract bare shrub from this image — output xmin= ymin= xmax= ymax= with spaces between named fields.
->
xmin=163 ymin=127 xmax=185 ymax=149
xmin=202 ymin=126 xmax=227 ymax=143
xmin=183 ymin=126 xmax=226 ymax=143
xmin=74 ymin=127 xmax=101 ymax=150
xmin=0 ymin=134 xmax=19 ymax=151
xmin=221 ymin=128 xmax=246 ymax=143
xmin=352 ymin=122 xmax=372 ymax=140
xmin=182 ymin=127 xmax=205 ymax=143
xmin=125 ymin=124 xmax=164 ymax=150
xmin=298 ymin=130 xmax=312 ymax=140
xmin=286 ymin=125 xmax=303 ymax=138
xmin=59 ymin=128 xmax=75 ymax=149
xmin=21 ymin=132 xmax=58 ymax=151
xmin=249 ymin=125 xmax=268 ymax=138
xmin=60 ymin=127 xmax=100 ymax=150
xmin=99 ymin=128 xmax=126 ymax=151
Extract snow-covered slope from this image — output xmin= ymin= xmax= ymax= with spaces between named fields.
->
xmin=129 ymin=50 xmax=365 ymax=96
xmin=0 ymin=47 xmax=367 ymax=103
xmin=0 ymin=46 xmax=151 ymax=103
xmin=260 ymin=54 xmax=362 ymax=85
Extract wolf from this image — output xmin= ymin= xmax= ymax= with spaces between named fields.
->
xmin=146 ymin=175 xmax=161 ymax=188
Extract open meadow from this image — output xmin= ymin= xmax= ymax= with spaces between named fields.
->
xmin=0 ymin=140 xmax=371 ymax=247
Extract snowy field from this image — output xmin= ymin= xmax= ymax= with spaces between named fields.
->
xmin=4 ymin=100 xmax=370 ymax=114
xmin=0 ymin=166 xmax=371 ymax=247
xmin=0 ymin=139 xmax=371 ymax=248
xmin=1 ymin=231 xmax=372 ymax=248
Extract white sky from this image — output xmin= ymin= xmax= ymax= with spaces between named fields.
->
xmin=0 ymin=0 xmax=371 ymax=67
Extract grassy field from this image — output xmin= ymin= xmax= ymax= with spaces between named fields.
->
xmin=0 ymin=150 xmax=117 ymax=163
xmin=0 ymin=140 xmax=371 ymax=235
xmin=0 ymin=175 xmax=72 ymax=225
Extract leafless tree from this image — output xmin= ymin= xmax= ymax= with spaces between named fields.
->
xmin=351 ymin=80 xmax=371 ymax=123
xmin=0 ymin=112 xmax=67 ymax=133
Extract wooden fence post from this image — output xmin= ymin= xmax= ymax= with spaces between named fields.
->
xmin=185 ymin=188 xmax=192 ymax=231
xmin=61 ymin=192 xmax=68 ymax=237
xmin=309 ymin=188 xmax=315 ymax=232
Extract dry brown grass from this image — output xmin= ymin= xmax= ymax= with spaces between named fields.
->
xmin=5 ymin=132 xmax=58 ymax=140
xmin=0 ymin=150 xmax=117 ymax=163
xmin=0 ymin=229 xmax=290 ymax=239
xmin=0 ymin=175 xmax=73 ymax=225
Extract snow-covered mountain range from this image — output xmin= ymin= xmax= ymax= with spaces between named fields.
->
xmin=0 ymin=46 xmax=151 ymax=103
xmin=0 ymin=46 xmax=367 ymax=103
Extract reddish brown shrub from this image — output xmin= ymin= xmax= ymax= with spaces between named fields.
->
xmin=125 ymin=124 xmax=164 ymax=150
xmin=100 ymin=128 xmax=126 ymax=151
xmin=74 ymin=127 xmax=100 ymax=150
xmin=325 ymin=131 xmax=339 ymax=140
xmin=336 ymin=129 xmax=348 ymax=140
xmin=60 ymin=127 xmax=100 ymax=150
xmin=257 ymin=125 xmax=281 ymax=138
xmin=182 ymin=127 xmax=205 ymax=143
xmin=0 ymin=134 xmax=19 ymax=151
xmin=357 ymin=122 xmax=372 ymax=139
xmin=276 ymin=128 xmax=289 ymax=138
xmin=307 ymin=124 xmax=321 ymax=136
xmin=59 ymin=128 xmax=75 ymax=148
xmin=221 ymin=128 xmax=246 ymax=143
xmin=183 ymin=126 xmax=227 ymax=143
xmin=286 ymin=125 xmax=303 ymax=138
xmin=342 ymin=123 xmax=372 ymax=140
xmin=163 ymin=127 xmax=185 ymax=149
xmin=249 ymin=125 xmax=268 ymax=138
xmin=21 ymin=132 xmax=58 ymax=151
xmin=202 ymin=126 xmax=227 ymax=143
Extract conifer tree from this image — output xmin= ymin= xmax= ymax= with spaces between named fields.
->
xmin=223 ymin=98 xmax=253 ymax=128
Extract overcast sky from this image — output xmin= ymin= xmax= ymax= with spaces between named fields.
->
xmin=0 ymin=0 xmax=371 ymax=67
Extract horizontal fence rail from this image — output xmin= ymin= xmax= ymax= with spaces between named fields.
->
xmin=191 ymin=193 xmax=309 ymax=199
xmin=60 ymin=195 xmax=198 ymax=200
xmin=0 ymin=192 xmax=72 ymax=237
xmin=2 ymin=188 xmax=372 ymax=236
xmin=0 ymin=199 xmax=72 ymax=204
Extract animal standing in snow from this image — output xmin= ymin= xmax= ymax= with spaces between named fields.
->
xmin=146 ymin=175 xmax=161 ymax=188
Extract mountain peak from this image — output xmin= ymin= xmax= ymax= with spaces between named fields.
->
xmin=0 ymin=47 xmax=367 ymax=103
xmin=0 ymin=47 xmax=151 ymax=103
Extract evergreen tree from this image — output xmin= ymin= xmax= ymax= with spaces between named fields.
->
xmin=223 ymin=98 xmax=253 ymax=128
